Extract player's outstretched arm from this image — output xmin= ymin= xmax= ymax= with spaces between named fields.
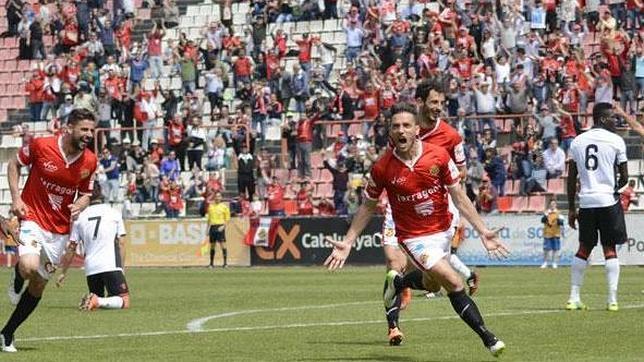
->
xmin=567 ymin=161 xmax=578 ymax=230
xmin=448 ymin=183 xmax=509 ymax=259
xmin=614 ymin=103 xmax=644 ymax=137
xmin=324 ymin=199 xmax=378 ymax=271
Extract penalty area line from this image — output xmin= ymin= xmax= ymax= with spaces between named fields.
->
xmin=16 ymin=303 xmax=644 ymax=343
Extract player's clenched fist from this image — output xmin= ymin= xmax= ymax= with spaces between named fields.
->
xmin=11 ymin=198 xmax=28 ymax=219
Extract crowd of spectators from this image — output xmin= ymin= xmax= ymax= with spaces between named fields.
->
xmin=7 ymin=0 xmax=643 ymax=217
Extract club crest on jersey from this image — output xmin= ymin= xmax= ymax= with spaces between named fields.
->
xmin=80 ymin=169 xmax=90 ymax=179
xmin=42 ymin=161 xmax=58 ymax=172
xmin=419 ymin=253 xmax=430 ymax=265
xmin=429 ymin=165 xmax=440 ymax=176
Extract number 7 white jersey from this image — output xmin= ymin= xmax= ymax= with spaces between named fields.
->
xmin=70 ymin=203 xmax=127 ymax=276
xmin=569 ymin=128 xmax=628 ymax=209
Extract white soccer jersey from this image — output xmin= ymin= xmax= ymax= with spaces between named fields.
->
xmin=70 ymin=204 xmax=127 ymax=276
xmin=569 ymin=128 xmax=628 ymax=208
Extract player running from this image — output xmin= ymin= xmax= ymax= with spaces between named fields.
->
xmin=57 ymin=181 xmax=130 ymax=311
xmin=566 ymin=103 xmax=629 ymax=312
xmin=382 ymin=80 xmax=478 ymax=345
xmin=1 ymin=108 xmax=97 ymax=353
xmin=325 ymin=104 xmax=509 ymax=357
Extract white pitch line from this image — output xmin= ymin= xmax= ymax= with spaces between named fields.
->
xmin=17 ymin=304 xmax=644 ymax=343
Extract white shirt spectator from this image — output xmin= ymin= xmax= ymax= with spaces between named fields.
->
xmin=474 ymin=88 xmax=496 ymax=114
xmin=543 ymin=145 xmax=566 ymax=175
xmin=344 ymin=25 xmax=365 ymax=47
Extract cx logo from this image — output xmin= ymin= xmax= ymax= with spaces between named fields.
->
xmin=255 ymin=225 xmax=301 ymax=260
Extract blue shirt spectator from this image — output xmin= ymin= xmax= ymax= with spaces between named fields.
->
xmin=160 ymin=151 xmax=181 ymax=181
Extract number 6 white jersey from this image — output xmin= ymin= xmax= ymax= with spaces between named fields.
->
xmin=70 ymin=203 xmax=127 ymax=276
xmin=569 ymin=128 xmax=628 ymax=209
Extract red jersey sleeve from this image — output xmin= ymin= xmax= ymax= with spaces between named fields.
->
xmin=17 ymin=142 xmax=34 ymax=166
xmin=365 ymin=165 xmax=384 ymax=201
xmin=77 ymin=154 xmax=98 ymax=195
xmin=441 ymin=155 xmax=461 ymax=188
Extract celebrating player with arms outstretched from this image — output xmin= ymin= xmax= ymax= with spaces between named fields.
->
xmin=381 ymin=80 xmax=477 ymax=345
xmin=325 ymin=104 xmax=508 ymax=357
xmin=566 ymin=103 xmax=629 ymax=311
xmin=1 ymin=108 xmax=97 ymax=353
xmin=57 ymin=181 xmax=130 ymax=311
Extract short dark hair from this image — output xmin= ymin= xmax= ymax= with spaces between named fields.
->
xmin=592 ymin=102 xmax=613 ymax=123
xmin=390 ymin=103 xmax=418 ymax=118
xmin=67 ymin=108 xmax=96 ymax=125
xmin=415 ymin=79 xmax=445 ymax=102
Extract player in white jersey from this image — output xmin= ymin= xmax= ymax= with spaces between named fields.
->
xmin=57 ymin=182 xmax=130 ymax=311
xmin=566 ymin=103 xmax=629 ymax=312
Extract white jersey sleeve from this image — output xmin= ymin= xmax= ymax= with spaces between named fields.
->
xmin=569 ymin=129 xmax=627 ymax=208
xmin=75 ymin=204 xmax=126 ymax=276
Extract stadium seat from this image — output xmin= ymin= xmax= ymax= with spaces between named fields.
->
xmin=627 ymin=160 xmax=641 ymax=176
xmin=510 ymin=196 xmax=528 ymax=212
xmin=310 ymin=168 xmax=320 ymax=181
xmin=315 ymin=183 xmax=333 ymax=198
xmin=496 ymin=196 xmax=512 ymax=212
xmin=310 ymin=153 xmax=323 ymax=169
xmin=527 ymin=195 xmax=546 ymax=212
xmin=547 ymin=178 xmax=564 ymax=194
xmin=319 ymin=169 xmax=333 ymax=183
xmin=284 ymin=184 xmax=296 ymax=199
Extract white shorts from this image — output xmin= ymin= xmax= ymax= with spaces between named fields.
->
xmin=399 ymin=229 xmax=454 ymax=271
xmin=18 ymin=221 xmax=69 ymax=280
xmin=382 ymin=195 xmax=460 ymax=248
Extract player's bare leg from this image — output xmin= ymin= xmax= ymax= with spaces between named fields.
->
xmin=1 ymin=254 xmax=47 ymax=353
xmin=427 ymin=258 xmax=505 ymax=356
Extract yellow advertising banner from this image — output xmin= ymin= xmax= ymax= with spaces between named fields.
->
xmin=123 ymin=218 xmax=251 ymax=267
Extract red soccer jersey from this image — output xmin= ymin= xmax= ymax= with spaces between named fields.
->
xmin=365 ymin=142 xmax=460 ymax=241
xmin=267 ymin=184 xmax=285 ymax=211
xmin=17 ymin=136 xmax=97 ymax=234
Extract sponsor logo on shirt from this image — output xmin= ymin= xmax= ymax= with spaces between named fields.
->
xmin=391 ymin=176 xmax=407 ymax=186
xmin=40 ymin=177 xmax=76 ymax=195
xmin=414 ymin=199 xmax=435 ymax=216
xmin=395 ymin=185 xmax=442 ymax=203
xmin=42 ymin=161 xmax=58 ymax=172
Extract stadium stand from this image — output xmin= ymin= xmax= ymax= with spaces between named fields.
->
xmin=0 ymin=0 xmax=640 ymax=218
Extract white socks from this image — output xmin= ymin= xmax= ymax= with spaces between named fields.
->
xmin=569 ymin=257 xmax=588 ymax=303
xmin=449 ymin=254 xmax=472 ymax=279
xmin=98 ymin=296 xmax=124 ymax=309
xmin=605 ymin=258 xmax=620 ymax=305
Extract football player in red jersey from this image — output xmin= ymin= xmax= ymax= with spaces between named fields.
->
xmin=325 ymin=104 xmax=508 ymax=357
xmin=1 ymin=108 xmax=98 ymax=353
xmin=381 ymin=80 xmax=477 ymax=345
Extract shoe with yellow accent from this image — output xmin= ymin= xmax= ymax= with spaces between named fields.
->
xmin=79 ymin=293 xmax=99 ymax=311
xmin=399 ymin=288 xmax=412 ymax=310
xmin=607 ymin=303 xmax=619 ymax=312
xmin=565 ymin=301 xmax=588 ymax=310
xmin=388 ymin=327 xmax=404 ymax=346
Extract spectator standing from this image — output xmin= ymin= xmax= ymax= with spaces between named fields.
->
xmin=237 ymin=144 xmax=255 ymax=199
xmin=323 ymin=152 xmax=349 ymax=215
xmin=483 ymin=148 xmax=507 ymax=196
xmin=344 ymin=19 xmax=364 ymax=63
xmin=540 ymin=200 xmax=564 ymax=269
xmin=147 ymin=21 xmax=165 ymax=79
xmin=476 ymin=177 xmax=497 ymax=215
xmin=186 ymin=117 xmax=206 ymax=170
xmin=99 ymin=147 xmax=121 ymax=203
xmin=25 ymin=69 xmax=45 ymax=123
xmin=166 ymin=180 xmax=184 ymax=218
xmin=160 ymin=150 xmax=181 ymax=181
xmin=167 ymin=115 xmax=186 ymax=170
xmin=266 ymin=177 xmax=286 ymax=216
xmin=282 ymin=114 xmax=298 ymax=170
xmin=296 ymin=111 xmax=319 ymax=178
xmin=295 ymin=180 xmax=314 ymax=215
xmin=543 ymin=139 xmax=566 ymax=179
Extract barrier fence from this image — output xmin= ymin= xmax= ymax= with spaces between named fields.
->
xmin=104 ymin=215 xmax=644 ymax=267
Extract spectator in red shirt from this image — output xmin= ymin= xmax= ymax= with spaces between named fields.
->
xmin=233 ymin=48 xmax=254 ymax=88
xmin=149 ymin=138 xmax=164 ymax=166
xmin=266 ymin=177 xmax=286 ymax=216
xmin=167 ymin=115 xmax=187 ymax=171
xmin=620 ymin=179 xmax=638 ymax=211
xmin=25 ymin=69 xmax=45 ymax=122
xmin=147 ymin=21 xmax=166 ymax=79
xmin=165 ymin=180 xmax=184 ymax=218
xmin=296 ymin=111 xmax=320 ymax=178
xmin=295 ymin=33 xmax=313 ymax=74
xmin=296 ymin=180 xmax=314 ymax=215
xmin=476 ymin=177 xmax=497 ymax=214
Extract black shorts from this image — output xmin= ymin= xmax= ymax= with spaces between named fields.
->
xmin=209 ymin=225 xmax=225 ymax=243
xmin=86 ymin=271 xmax=129 ymax=297
xmin=578 ymin=202 xmax=627 ymax=249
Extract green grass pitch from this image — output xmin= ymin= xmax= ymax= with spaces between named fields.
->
xmin=0 ymin=266 xmax=642 ymax=361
